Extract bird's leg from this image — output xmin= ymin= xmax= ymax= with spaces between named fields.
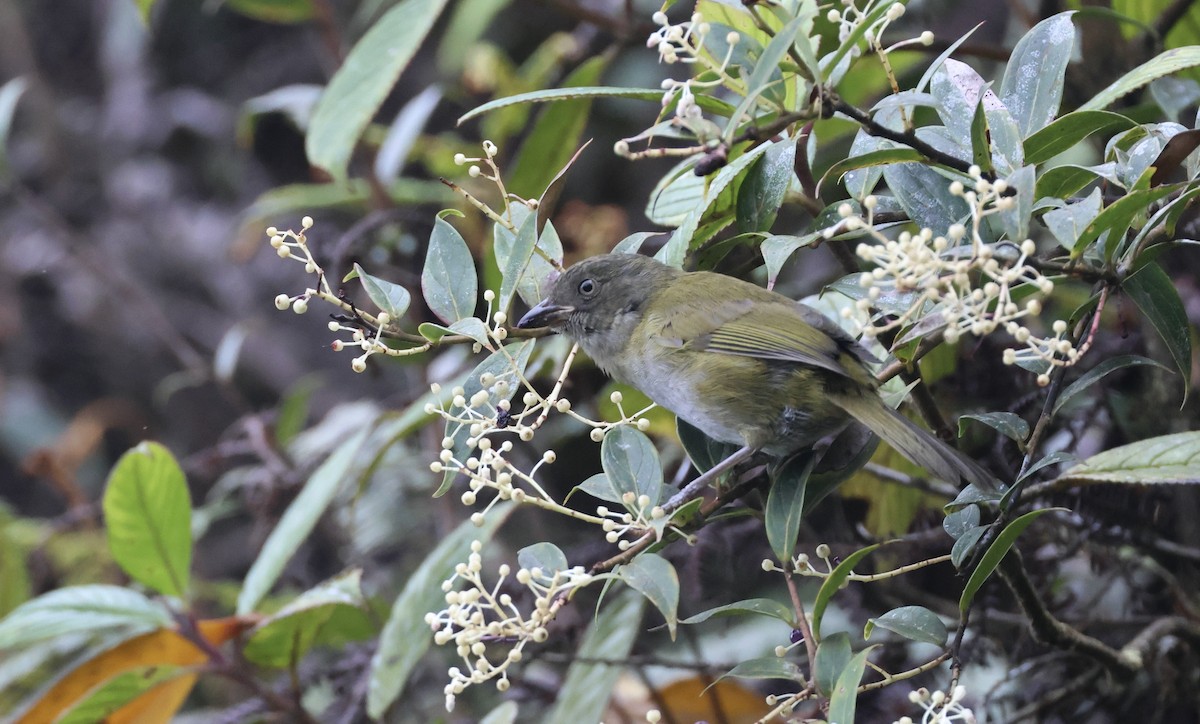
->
xmin=664 ymin=445 xmax=756 ymax=512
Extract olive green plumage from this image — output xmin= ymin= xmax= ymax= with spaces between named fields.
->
xmin=518 ymin=253 xmax=993 ymax=488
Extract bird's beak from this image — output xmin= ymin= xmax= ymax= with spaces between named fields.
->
xmin=518 ymin=299 xmax=574 ymax=329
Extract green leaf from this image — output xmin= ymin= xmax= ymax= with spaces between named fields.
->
xmin=727 ymin=14 xmax=811 ymax=136
xmin=813 ymin=631 xmax=852 ymax=697
xmin=718 ymin=657 xmax=804 ymax=684
xmin=57 ymin=664 xmax=193 ymax=724
xmin=865 ymin=605 xmax=947 ymax=645
xmin=1075 ymin=184 xmax=1181 ymax=259
xmin=1000 ymin=12 xmax=1076 ymax=137
xmin=480 ymin=701 xmax=520 ymax=724
xmin=947 ymin=483 xmax=1002 ymax=509
xmin=765 ymin=455 xmax=814 ymax=563
xmin=224 ymin=0 xmax=314 ymax=23
xmin=1058 ymin=431 xmax=1200 ymax=485
xmin=658 ymin=141 xmax=777 ymax=267
xmin=497 ymin=210 xmax=538 ymax=313
xmin=967 ymin=87 xmax=995 ymax=171
xmin=676 ymin=419 xmax=738 ymax=474
xmin=422 ymin=218 xmax=477 ymax=324
xmin=924 ymin=61 xmax=1023 ymax=173
xmin=459 ymin=87 xmax=735 ymax=125
xmin=0 ymin=585 xmax=171 ymax=650
xmin=275 ymin=375 xmax=321 ymax=447
xmin=1080 ymin=47 xmax=1200 ymax=112
xmin=1043 ymin=188 xmax=1103 ymax=250
xmin=1024 ymin=110 xmax=1137 ymax=164
xmin=951 ymin=525 xmax=988 ymax=568
xmin=1017 ymin=451 xmax=1080 ymax=483
xmin=821 ymin=0 xmax=895 ymax=82
xmin=353 ymin=263 xmax=411 ymax=319
xmin=996 ymin=165 xmax=1035 ymax=241
xmin=960 ymin=508 xmax=1064 ymax=613
xmin=647 ymin=159 xmax=707 ymax=227
xmin=737 ymin=138 xmax=797 ymax=234
xmin=882 ymin=162 xmax=971 ymax=234
xmin=102 ymin=442 xmax=192 ymax=597
xmin=1054 ymin=355 xmax=1172 ymax=415
xmin=239 ymin=179 xmax=455 ymax=233
xmin=679 ymin=598 xmax=794 ymax=627
xmin=762 ymin=232 xmax=821 ymax=288
xmin=508 ymin=57 xmax=607 ymax=199
xmin=574 ymin=473 xmax=622 ymax=504
xmin=243 ymin=569 xmax=365 ymax=667
xmin=958 ymin=412 xmax=1030 ymax=445
xmin=819 ymin=148 xmax=924 ymax=196
xmin=1123 ymin=262 xmax=1192 ymax=398
xmin=1035 ymin=163 xmax=1114 ymax=199
xmin=0 ymin=77 xmax=27 ymax=184
xmin=601 ymin=426 xmax=664 ymax=505
xmin=943 ymin=504 xmax=980 ymax=539
xmin=827 ymin=646 xmax=876 ymax=724
xmin=306 ymin=0 xmax=450 ymax=180
xmin=436 ymin=341 xmax=534 ymax=495
xmin=366 ymin=506 xmax=510 ymax=718
xmin=238 ymin=424 xmax=375 ymax=614
xmin=0 ymin=510 xmax=31 ymax=619
xmin=544 ymin=589 xmax=644 ymax=723
xmin=435 ymin=0 xmax=512 ymax=76
xmin=133 ymin=0 xmax=157 ymax=22
xmin=616 ymin=553 xmax=679 ymax=639
xmin=812 ymin=544 xmax=880 ymax=637
xmin=518 ymin=542 xmax=570 ymax=581
xmin=238 ymin=84 xmax=323 ymax=143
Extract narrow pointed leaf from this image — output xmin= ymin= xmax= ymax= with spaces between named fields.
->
xmin=306 ymin=0 xmax=450 ymax=180
xmin=999 ymin=12 xmax=1076 ymax=137
xmin=827 ymin=646 xmax=877 ymax=724
xmin=0 ymin=586 xmax=171 ymax=650
xmin=813 ymin=631 xmax=852 ymax=696
xmin=1024 ymin=110 xmax=1137 ymax=164
xmin=958 ymin=412 xmax=1029 ymax=444
xmin=1057 ymin=431 xmax=1200 ymax=485
xmin=765 ymin=455 xmax=813 ymax=563
xmin=1054 ymin=355 xmax=1172 ymax=414
xmin=960 ymin=508 xmax=1065 ymax=613
xmin=1123 ymin=262 xmax=1192 ymax=398
xmin=679 ymin=598 xmax=794 ymax=626
xmin=366 ymin=505 xmax=510 ymax=718
xmin=544 ymin=590 xmax=644 ymax=723
xmin=812 ymin=544 xmax=880 ymax=636
xmin=1080 ymin=47 xmax=1200 ymax=111
xmin=238 ymin=425 xmax=374 ymax=614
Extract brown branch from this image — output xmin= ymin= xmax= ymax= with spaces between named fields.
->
xmin=829 ymin=94 xmax=985 ymax=179
xmin=1152 ymin=0 xmax=1198 ymax=42
xmin=997 ymin=552 xmax=1138 ymax=675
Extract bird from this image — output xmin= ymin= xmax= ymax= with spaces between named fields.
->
xmin=516 ymin=253 xmax=995 ymax=492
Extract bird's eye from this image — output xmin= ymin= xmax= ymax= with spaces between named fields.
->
xmin=578 ymin=278 xmax=596 ymax=296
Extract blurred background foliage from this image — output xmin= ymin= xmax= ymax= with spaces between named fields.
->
xmin=2 ymin=0 xmax=1200 ymax=721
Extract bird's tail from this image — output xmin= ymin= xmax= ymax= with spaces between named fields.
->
xmin=831 ymin=392 xmax=998 ymax=490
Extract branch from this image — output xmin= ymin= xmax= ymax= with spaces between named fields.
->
xmin=997 ymin=552 xmax=1138 ymax=675
xmin=828 ymin=94 xmax=985 ymax=179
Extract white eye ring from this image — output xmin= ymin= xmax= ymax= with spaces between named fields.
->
xmin=579 ymin=279 xmax=596 ymax=295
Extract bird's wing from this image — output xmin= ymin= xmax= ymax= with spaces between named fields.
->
xmin=656 ymin=298 xmax=857 ymax=379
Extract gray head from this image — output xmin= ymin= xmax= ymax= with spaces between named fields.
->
xmin=517 ymin=253 xmax=681 ymax=365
